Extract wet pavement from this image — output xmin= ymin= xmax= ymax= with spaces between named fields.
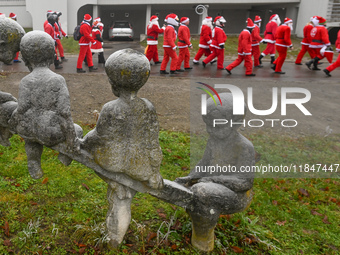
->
xmin=0 ymin=40 xmax=338 ymax=81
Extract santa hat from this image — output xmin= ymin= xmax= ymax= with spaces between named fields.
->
xmin=254 ymin=15 xmax=261 ymax=23
xmin=84 ymin=14 xmax=92 ymax=22
xmin=324 ymin=50 xmax=333 ymax=64
xmin=205 ymin=16 xmax=212 ymax=21
xmin=270 ymin=14 xmax=279 ymax=21
xmin=214 ymin=16 xmax=222 ymax=23
xmin=318 ymin=16 xmax=327 ymax=25
xmin=180 ymin=17 xmax=189 ymax=24
xmin=150 ymin=15 xmax=158 ymax=22
xmin=246 ymin=18 xmax=255 ymax=28
xmin=94 ymin=17 xmax=101 ymax=22
xmin=166 ymin=13 xmax=179 ymax=26
xmin=9 ymin=13 xmax=17 ymax=19
xmin=0 ymin=13 xmax=5 ymax=18
xmin=47 ymin=10 xmax=54 ymax=14
xmin=283 ymin=18 xmax=293 ymax=24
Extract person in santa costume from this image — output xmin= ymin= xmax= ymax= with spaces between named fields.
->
xmin=176 ymin=17 xmax=192 ymax=71
xmin=160 ymin=13 xmax=179 ymax=74
xmin=295 ymin=18 xmax=314 ymax=65
xmin=9 ymin=12 xmax=21 ymax=63
xmin=146 ymin=15 xmax=164 ymax=64
xmin=193 ymin=16 xmax=213 ymax=65
xmin=306 ymin=16 xmax=330 ymax=71
xmin=44 ymin=13 xmax=63 ymax=69
xmin=202 ymin=16 xmax=227 ymax=70
xmin=251 ymin=15 xmax=263 ymax=68
xmin=225 ymin=18 xmax=255 ymax=76
xmin=259 ymin=14 xmax=281 ymax=65
xmin=76 ymin=14 xmax=97 ymax=73
xmin=323 ymin=29 xmax=340 ymax=76
xmin=271 ymin=18 xmax=293 ymax=74
xmin=91 ymin=18 xmax=105 ymax=64
xmin=54 ymin=12 xmax=68 ymax=62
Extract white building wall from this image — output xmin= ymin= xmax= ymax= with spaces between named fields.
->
xmin=295 ymin=0 xmax=330 ymax=37
xmin=0 ymin=0 xmax=32 ymax=28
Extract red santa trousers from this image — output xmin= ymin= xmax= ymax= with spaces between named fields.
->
xmin=273 ymin=45 xmax=287 ymax=72
xmin=226 ymin=54 xmax=253 ymax=75
xmin=176 ymin=47 xmax=190 ymax=69
xmin=146 ymin=45 xmax=160 ymax=62
xmin=262 ymin=42 xmax=276 ymax=56
xmin=309 ymin=48 xmax=324 ymax=60
xmin=252 ymin=45 xmax=261 ymax=66
xmin=56 ymin=39 xmax=65 ymax=58
xmin=77 ymin=45 xmax=94 ymax=69
xmin=295 ymin=44 xmax=314 ymax=64
xmin=194 ymin=48 xmax=211 ymax=62
xmin=326 ymin=54 xmax=340 ymax=72
xmin=203 ymin=47 xmax=224 ymax=69
xmin=160 ymin=47 xmax=178 ymax=71
xmin=14 ymin=51 xmax=19 ymax=61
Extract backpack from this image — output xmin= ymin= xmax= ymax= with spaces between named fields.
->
xmin=73 ymin=24 xmax=82 ymax=41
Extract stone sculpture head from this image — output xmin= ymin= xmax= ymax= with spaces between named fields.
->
xmin=0 ymin=16 xmax=25 ymax=64
xmin=105 ymin=49 xmax=150 ymax=97
xmin=202 ymin=93 xmax=246 ymax=139
xmin=20 ymin=31 xmax=55 ymax=71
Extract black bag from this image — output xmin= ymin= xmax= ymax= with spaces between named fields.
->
xmin=73 ymin=25 xmax=82 ymax=41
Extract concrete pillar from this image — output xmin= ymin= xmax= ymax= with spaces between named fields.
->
xmin=93 ymin=5 xmax=98 ymax=20
xmin=286 ymin=6 xmax=299 ymax=34
xmin=145 ymin=4 xmax=151 ymax=34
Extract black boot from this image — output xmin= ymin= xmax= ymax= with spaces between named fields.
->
xmin=312 ymin=57 xmax=321 ymax=70
xmin=305 ymin=59 xmax=314 ymax=70
xmin=270 ymin=56 xmax=275 ymax=64
xmin=259 ymin=55 xmax=263 ymax=65
xmin=89 ymin=66 xmax=98 ymax=72
xmin=98 ymin=52 xmax=106 ymax=64
xmin=54 ymin=57 xmax=62 ymax=69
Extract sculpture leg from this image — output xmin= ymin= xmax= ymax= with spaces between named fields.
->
xmin=24 ymin=140 xmax=43 ymax=179
xmin=0 ymin=126 xmax=12 ymax=146
xmin=58 ymin=124 xmax=83 ymax=166
xmin=187 ymin=209 xmax=220 ymax=252
xmin=106 ymin=181 xmax=136 ymax=248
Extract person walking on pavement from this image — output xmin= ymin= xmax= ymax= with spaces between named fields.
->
xmin=323 ymin=29 xmax=340 ymax=76
xmin=44 ymin=13 xmax=62 ymax=69
xmin=225 ymin=18 xmax=256 ymax=76
xmin=91 ymin=18 xmax=105 ymax=64
xmin=272 ymin=18 xmax=293 ymax=74
xmin=193 ymin=16 xmax=213 ymax=65
xmin=55 ymin=12 xmax=68 ymax=62
xmin=9 ymin=12 xmax=21 ymax=63
xmin=306 ymin=16 xmax=330 ymax=71
xmin=76 ymin=14 xmax=97 ymax=73
xmin=176 ymin=17 xmax=193 ymax=72
xmin=295 ymin=18 xmax=314 ymax=65
xmin=259 ymin=14 xmax=281 ymax=65
xmin=160 ymin=13 xmax=179 ymax=74
xmin=202 ymin=16 xmax=227 ymax=70
xmin=146 ymin=15 xmax=164 ymax=65
xmin=251 ymin=15 xmax=263 ymax=68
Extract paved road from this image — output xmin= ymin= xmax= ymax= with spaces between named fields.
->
xmin=0 ymin=40 xmax=338 ymax=81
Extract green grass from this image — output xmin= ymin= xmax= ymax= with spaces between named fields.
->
xmin=60 ymin=37 xmax=80 ymax=54
xmin=0 ymin=125 xmax=339 ymax=254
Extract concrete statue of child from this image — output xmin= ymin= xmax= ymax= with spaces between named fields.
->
xmin=8 ymin=31 xmax=82 ymax=179
xmin=81 ymin=48 xmax=163 ymax=246
xmin=176 ymin=93 xmax=255 ymax=251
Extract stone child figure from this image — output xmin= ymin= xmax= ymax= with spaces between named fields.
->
xmin=176 ymin=93 xmax=255 ymax=251
xmin=81 ymin=48 xmax=163 ymax=246
xmin=9 ymin=31 xmax=81 ymax=179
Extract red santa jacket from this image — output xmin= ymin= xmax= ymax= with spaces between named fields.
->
xmin=91 ymin=28 xmax=103 ymax=50
xmin=211 ymin=26 xmax=227 ymax=50
xmin=163 ymin=25 xmax=177 ymax=49
xmin=309 ymin=25 xmax=330 ymax=48
xmin=275 ymin=24 xmax=292 ymax=47
xmin=198 ymin=25 xmax=212 ymax=49
xmin=336 ymin=30 xmax=340 ymax=52
xmin=147 ymin=24 xmax=164 ymax=45
xmin=238 ymin=29 xmax=252 ymax=55
xmin=301 ymin=24 xmax=313 ymax=45
xmin=79 ymin=21 xmax=96 ymax=46
xmin=177 ymin=24 xmax=192 ymax=48
xmin=44 ymin=22 xmax=58 ymax=41
xmin=251 ymin=25 xmax=262 ymax=46
xmin=263 ymin=21 xmax=277 ymax=43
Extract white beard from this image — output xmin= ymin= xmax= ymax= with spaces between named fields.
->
xmin=288 ymin=23 xmax=293 ymax=30
xmin=148 ymin=20 xmax=160 ymax=29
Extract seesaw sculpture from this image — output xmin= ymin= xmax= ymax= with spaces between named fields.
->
xmin=0 ymin=19 xmax=254 ymax=252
